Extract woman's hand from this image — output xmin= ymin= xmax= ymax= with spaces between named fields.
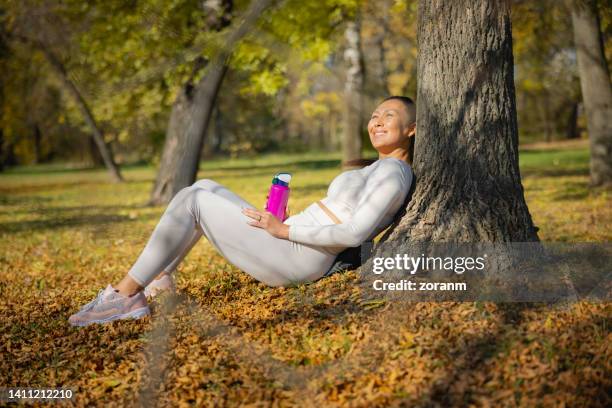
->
xmin=241 ymin=207 xmax=290 ymax=239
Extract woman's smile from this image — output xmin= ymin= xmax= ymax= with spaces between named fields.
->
xmin=373 ymin=130 xmax=387 ymax=137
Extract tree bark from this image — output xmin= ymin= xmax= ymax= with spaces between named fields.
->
xmin=382 ymin=0 xmax=539 ymax=244
xmin=569 ymin=0 xmax=612 ymax=186
xmin=149 ymin=0 xmax=273 ymax=205
xmin=149 ymin=62 xmax=228 ymax=204
xmin=341 ymin=17 xmax=365 ymax=169
xmin=37 ymin=43 xmax=124 ymax=182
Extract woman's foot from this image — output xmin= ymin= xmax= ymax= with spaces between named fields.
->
xmin=144 ymin=273 xmax=175 ymax=298
xmin=68 ymin=285 xmax=150 ymax=327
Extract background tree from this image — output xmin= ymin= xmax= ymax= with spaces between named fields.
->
xmin=341 ymin=16 xmax=365 ymax=168
xmin=511 ymin=0 xmax=583 ymax=142
xmin=148 ymin=0 xmax=239 ymax=205
xmin=568 ymin=0 xmax=612 ymax=187
xmin=3 ymin=0 xmax=124 ymax=181
xmin=383 ymin=0 xmax=539 ymax=244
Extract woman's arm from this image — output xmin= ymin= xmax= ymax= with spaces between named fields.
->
xmin=242 ymin=207 xmax=290 ymax=239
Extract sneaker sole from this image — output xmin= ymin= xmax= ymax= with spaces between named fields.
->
xmin=71 ymin=306 xmax=151 ymax=327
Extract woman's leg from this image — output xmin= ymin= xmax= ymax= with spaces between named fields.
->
xmin=112 ymin=185 xmax=202 ymax=294
xmin=70 ymin=179 xmax=335 ymax=325
xmin=151 ymin=179 xmax=257 ymax=279
xmin=182 ymin=186 xmax=334 ymax=287
xmin=117 ymin=178 xmax=333 ymax=294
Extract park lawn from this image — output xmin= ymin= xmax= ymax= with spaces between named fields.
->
xmin=0 ymin=142 xmax=610 ymax=406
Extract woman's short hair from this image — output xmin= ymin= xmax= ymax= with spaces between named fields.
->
xmin=382 ymin=96 xmax=416 ymax=125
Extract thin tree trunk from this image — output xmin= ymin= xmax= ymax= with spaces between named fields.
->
xmin=2 ymin=137 xmax=17 ymax=168
xmin=566 ymin=101 xmax=580 ymax=139
xmin=32 ymin=122 xmax=41 ymax=164
xmin=329 ymin=112 xmax=339 ymax=151
xmin=342 ymin=17 xmax=365 ymax=169
xmin=37 ymin=43 xmax=123 ymax=182
xmin=213 ymin=103 xmax=224 ymax=155
xmin=539 ymin=92 xmax=554 ymax=142
xmin=382 ymin=0 xmax=539 ymax=244
xmin=375 ymin=5 xmax=391 ymax=96
xmin=569 ymin=0 xmax=612 ymax=186
xmin=149 ymin=0 xmax=273 ymax=205
xmin=203 ymin=102 xmax=224 ymax=157
xmin=89 ymin=134 xmax=104 ymax=166
xmin=317 ymin=121 xmax=325 ymax=150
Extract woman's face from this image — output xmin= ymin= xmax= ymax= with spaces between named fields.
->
xmin=367 ymin=99 xmax=415 ymax=154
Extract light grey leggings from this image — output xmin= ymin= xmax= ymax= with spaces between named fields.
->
xmin=127 ymin=179 xmax=336 ymax=288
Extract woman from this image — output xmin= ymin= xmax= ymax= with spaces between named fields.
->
xmin=68 ymin=96 xmax=416 ymax=326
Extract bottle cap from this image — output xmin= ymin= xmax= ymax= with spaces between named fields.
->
xmin=275 ymin=179 xmax=288 ymax=187
xmin=277 ymin=173 xmax=292 ymax=184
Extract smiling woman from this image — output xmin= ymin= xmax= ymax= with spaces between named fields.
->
xmin=68 ymin=96 xmax=417 ymax=327
xmin=369 ymin=96 xmax=417 ymax=163
xmin=345 ymin=96 xmax=417 ymax=168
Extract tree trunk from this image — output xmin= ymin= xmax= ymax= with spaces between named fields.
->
xmin=89 ymin=134 xmax=105 ymax=166
xmin=382 ymin=0 xmax=539 ymax=244
xmin=566 ymin=101 xmax=580 ymax=139
xmin=569 ymin=0 xmax=612 ymax=186
xmin=1 ymin=137 xmax=17 ymax=168
xmin=37 ymin=43 xmax=124 ymax=182
xmin=539 ymin=92 xmax=554 ymax=142
xmin=213 ymin=103 xmax=224 ymax=155
xmin=329 ymin=112 xmax=339 ymax=151
xmin=149 ymin=0 xmax=273 ymax=205
xmin=148 ymin=59 xmax=228 ymax=205
xmin=342 ymin=17 xmax=365 ymax=169
xmin=203 ymin=103 xmax=224 ymax=157
xmin=32 ymin=122 xmax=41 ymax=164
xmin=375 ymin=6 xmax=391 ymax=96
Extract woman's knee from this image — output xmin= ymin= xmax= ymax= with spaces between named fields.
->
xmin=192 ymin=178 xmax=220 ymax=191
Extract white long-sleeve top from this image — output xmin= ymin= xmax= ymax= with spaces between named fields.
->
xmin=286 ymin=158 xmax=413 ymax=250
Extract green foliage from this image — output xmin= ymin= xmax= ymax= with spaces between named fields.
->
xmin=511 ymin=1 xmax=583 ymax=140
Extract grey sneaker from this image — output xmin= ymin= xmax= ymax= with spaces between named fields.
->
xmin=69 ymin=285 xmax=150 ymax=327
xmin=144 ymin=274 xmax=175 ymax=298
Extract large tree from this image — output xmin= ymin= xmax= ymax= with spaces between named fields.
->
xmin=382 ymin=0 xmax=539 ymax=244
xmin=37 ymin=43 xmax=124 ymax=182
xmin=568 ymin=0 xmax=612 ymax=187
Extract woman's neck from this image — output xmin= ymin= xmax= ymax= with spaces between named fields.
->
xmin=378 ymin=149 xmax=409 ymax=162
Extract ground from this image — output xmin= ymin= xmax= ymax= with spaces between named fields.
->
xmin=0 ymin=140 xmax=610 ymax=407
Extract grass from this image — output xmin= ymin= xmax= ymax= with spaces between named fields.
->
xmin=0 ymin=142 xmax=610 ymax=406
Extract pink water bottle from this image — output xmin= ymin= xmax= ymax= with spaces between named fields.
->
xmin=265 ymin=172 xmax=291 ymax=221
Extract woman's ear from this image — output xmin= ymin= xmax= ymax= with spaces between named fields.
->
xmin=402 ymin=122 xmax=415 ymax=138
xmin=408 ymin=122 xmax=416 ymax=138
